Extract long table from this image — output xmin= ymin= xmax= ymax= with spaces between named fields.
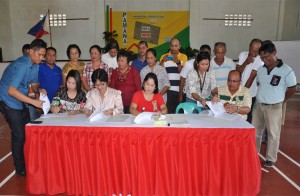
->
xmin=24 ymin=113 xmax=261 ymax=195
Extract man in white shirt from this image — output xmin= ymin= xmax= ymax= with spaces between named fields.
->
xmin=236 ymin=39 xmax=263 ymax=122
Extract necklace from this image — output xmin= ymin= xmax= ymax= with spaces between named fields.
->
xmin=118 ymin=66 xmax=131 ymax=82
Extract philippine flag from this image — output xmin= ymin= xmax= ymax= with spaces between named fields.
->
xmin=28 ymin=14 xmax=50 ymax=38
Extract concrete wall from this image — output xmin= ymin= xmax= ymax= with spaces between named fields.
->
xmin=0 ymin=0 xmax=13 ymax=60
xmin=189 ymin=0 xmax=300 ymax=60
xmin=0 ymin=0 xmax=299 ymax=61
xmin=281 ymin=0 xmax=300 ymax=40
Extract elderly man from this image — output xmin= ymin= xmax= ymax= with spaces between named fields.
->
xmin=160 ymin=38 xmax=187 ymax=113
xmin=0 ymin=39 xmax=47 ymax=176
xmin=218 ymin=70 xmax=252 ymax=120
xmin=236 ymin=39 xmax=264 ymax=122
xmin=211 ymin=42 xmax=236 ymax=87
xmin=253 ymin=40 xmax=297 ymax=168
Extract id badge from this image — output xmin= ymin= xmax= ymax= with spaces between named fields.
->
xmin=270 ymin=75 xmax=281 ymax=86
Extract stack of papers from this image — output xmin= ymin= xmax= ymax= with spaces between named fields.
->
xmin=88 ymin=109 xmax=110 ymax=122
xmin=206 ymin=101 xmax=240 ymax=121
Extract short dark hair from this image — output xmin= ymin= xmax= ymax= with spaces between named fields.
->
xmin=193 ymin=52 xmax=211 ymax=71
xmin=249 ymin=38 xmax=262 ymax=47
xmin=30 ymin=39 xmax=47 ymax=51
xmin=46 ymin=47 xmax=56 ymax=54
xmin=91 ymin=69 xmax=108 ymax=84
xmin=138 ymin=40 xmax=148 ymax=48
xmin=200 ymin=44 xmax=211 ymax=52
xmin=259 ymin=40 xmax=276 ymax=54
xmin=66 ymin=44 xmax=81 ymax=59
xmin=66 ymin=70 xmax=82 ymax=92
xmin=106 ymin=39 xmax=119 ymax=52
xmin=89 ymin=45 xmax=102 ymax=54
xmin=142 ymin=72 xmax=159 ymax=94
xmin=117 ymin=49 xmax=131 ymax=64
xmin=22 ymin=44 xmax=30 ymax=52
xmin=146 ymin=48 xmax=157 ymax=58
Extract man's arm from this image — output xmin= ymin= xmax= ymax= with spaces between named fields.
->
xmin=8 ymin=86 xmax=44 ymax=108
xmin=178 ymin=76 xmax=186 ymax=102
xmin=244 ymin=70 xmax=257 ymax=88
xmin=284 ymin=86 xmax=296 ymax=102
xmin=236 ymin=53 xmax=255 ymax=73
xmin=160 ymin=86 xmax=169 ymax=96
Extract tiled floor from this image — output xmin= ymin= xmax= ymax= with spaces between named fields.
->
xmin=0 ymin=95 xmax=299 ymax=195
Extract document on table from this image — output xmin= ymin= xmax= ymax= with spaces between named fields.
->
xmin=89 ymin=109 xmax=110 ymax=122
xmin=206 ymin=101 xmax=226 ymax=115
xmin=134 ymin=112 xmax=155 ymax=124
xmin=167 ymin=115 xmax=190 ymax=127
xmin=205 ymin=101 xmax=240 ymax=121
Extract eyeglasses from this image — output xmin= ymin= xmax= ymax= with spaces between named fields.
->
xmin=94 ymin=82 xmax=106 ymax=87
xmin=228 ymin=79 xmax=241 ymax=83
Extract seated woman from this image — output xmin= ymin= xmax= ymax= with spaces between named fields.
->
xmin=110 ymin=50 xmax=141 ymax=114
xmin=51 ymin=70 xmax=86 ymax=115
xmin=186 ymin=52 xmax=218 ymax=108
xmin=130 ymin=72 xmax=167 ymax=116
xmin=84 ymin=69 xmax=123 ymax=117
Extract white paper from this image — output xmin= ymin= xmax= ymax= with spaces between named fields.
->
xmin=39 ymin=93 xmax=50 ymax=115
xmin=212 ymin=113 xmax=240 ymax=121
xmin=206 ymin=101 xmax=226 ymax=116
xmin=197 ymin=100 xmax=204 ymax=108
xmin=88 ymin=109 xmax=110 ymax=122
xmin=134 ymin=112 xmax=155 ymax=124
xmin=167 ymin=115 xmax=190 ymax=127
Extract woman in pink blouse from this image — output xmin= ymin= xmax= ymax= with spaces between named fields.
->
xmin=110 ymin=50 xmax=141 ymax=114
xmin=84 ymin=69 xmax=123 ymax=116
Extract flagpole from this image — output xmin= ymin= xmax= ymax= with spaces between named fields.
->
xmin=48 ymin=9 xmax=53 ymax=47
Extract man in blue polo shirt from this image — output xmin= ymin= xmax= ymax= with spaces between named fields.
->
xmin=253 ymin=40 xmax=297 ymax=168
xmin=0 ymin=39 xmax=47 ymax=176
xmin=38 ymin=47 xmax=62 ymax=103
xmin=131 ymin=41 xmax=148 ymax=72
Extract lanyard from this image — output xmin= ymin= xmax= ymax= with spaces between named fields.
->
xmin=197 ymin=71 xmax=206 ymax=92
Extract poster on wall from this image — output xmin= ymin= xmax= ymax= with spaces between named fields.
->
xmin=109 ymin=11 xmax=189 ymax=58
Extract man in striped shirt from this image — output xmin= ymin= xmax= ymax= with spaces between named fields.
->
xmin=211 ymin=42 xmax=236 ymax=87
xmin=160 ymin=38 xmax=187 ymax=113
xmin=218 ymin=70 xmax=252 ymax=120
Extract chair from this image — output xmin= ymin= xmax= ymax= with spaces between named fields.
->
xmin=175 ymin=102 xmax=202 ymax=114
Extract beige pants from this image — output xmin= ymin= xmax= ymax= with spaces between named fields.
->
xmin=252 ymin=101 xmax=283 ymax=162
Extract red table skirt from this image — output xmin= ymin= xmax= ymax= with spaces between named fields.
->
xmin=24 ymin=126 xmax=261 ymax=195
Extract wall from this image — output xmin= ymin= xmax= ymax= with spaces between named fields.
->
xmin=190 ymin=0 xmax=283 ymax=60
xmin=0 ymin=0 xmax=299 ymax=61
xmin=0 ymin=0 xmax=105 ymax=61
xmin=0 ymin=0 xmax=13 ymax=60
xmin=281 ymin=0 xmax=300 ymax=40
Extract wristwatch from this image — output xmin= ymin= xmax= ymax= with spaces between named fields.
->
xmin=176 ymin=61 xmax=181 ymax=65
xmin=236 ymin=106 xmax=240 ymax=113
